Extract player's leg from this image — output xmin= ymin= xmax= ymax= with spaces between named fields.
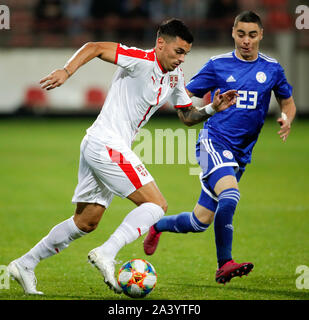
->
xmin=152 ymin=194 xmax=215 ymax=234
xmin=196 ymin=136 xmax=253 ymax=282
xmin=143 ymin=202 xmax=214 ymax=255
xmin=91 ymin=181 xmax=166 ymax=260
xmin=86 ymin=139 xmax=166 ymax=292
xmin=74 ymin=202 xmax=106 ymax=232
xmin=88 ymin=181 xmax=166 ymax=293
xmin=88 ymin=139 xmax=166 ymax=257
xmin=144 ymin=136 xmax=235 ymax=241
xmin=212 ymin=171 xmax=253 ymax=284
xmin=14 ymin=205 xmax=96 ymax=269
xmin=150 ymin=204 xmax=212 ymax=234
xmin=8 ymin=136 xmax=109 ymax=295
xmin=193 ymin=203 xmax=215 ymax=224
xmin=16 ymin=137 xmax=112 ymax=268
xmin=212 ymin=174 xmax=239 ymax=267
xmin=143 ymin=177 xmax=218 ymax=255
xmin=9 ymin=202 xmax=109 ymax=295
xmin=7 ymin=210 xmax=91 ymax=295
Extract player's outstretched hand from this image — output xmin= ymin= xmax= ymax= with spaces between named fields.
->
xmin=40 ymin=69 xmax=69 ymax=90
xmin=212 ymin=89 xmax=238 ymax=112
xmin=277 ymin=112 xmax=290 ymax=142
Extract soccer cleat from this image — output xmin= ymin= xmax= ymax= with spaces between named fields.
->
xmin=143 ymin=225 xmax=162 ymax=255
xmin=88 ymin=248 xmax=122 ymax=294
xmin=7 ymin=260 xmax=44 ymax=295
xmin=216 ymin=259 xmax=254 ymax=284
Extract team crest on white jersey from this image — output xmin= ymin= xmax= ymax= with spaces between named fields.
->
xmin=223 ymin=150 xmax=233 ymax=160
xmin=169 ymin=75 xmax=178 ymax=88
xmin=256 ymin=71 xmax=267 ymax=83
xmin=135 ymin=164 xmax=148 ymax=177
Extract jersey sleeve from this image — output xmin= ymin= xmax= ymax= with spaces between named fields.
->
xmin=186 ymin=59 xmax=217 ymax=98
xmin=170 ymin=69 xmax=192 ymax=109
xmin=114 ymin=43 xmax=155 ymax=75
xmin=273 ymin=63 xmax=293 ymax=99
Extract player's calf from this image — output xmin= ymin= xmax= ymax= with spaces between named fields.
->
xmin=155 ymin=211 xmax=209 ymax=233
xmin=214 ymin=188 xmax=240 ymax=266
xmin=143 ymin=211 xmax=209 ymax=255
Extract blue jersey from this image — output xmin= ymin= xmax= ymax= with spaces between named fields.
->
xmin=187 ymin=51 xmax=293 ymax=164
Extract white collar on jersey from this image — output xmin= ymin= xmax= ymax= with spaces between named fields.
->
xmin=233 ymin=50 xmax=259 ymax=63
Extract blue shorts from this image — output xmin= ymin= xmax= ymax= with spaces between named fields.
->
xmin=196 ymin=137 xmax=246 ymax=212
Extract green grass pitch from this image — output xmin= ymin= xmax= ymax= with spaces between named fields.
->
xmin=0 ymin=116 xmax=308 ymax=300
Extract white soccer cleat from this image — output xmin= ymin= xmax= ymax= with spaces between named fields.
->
xmin=7 ymin=260 xmax=44 ymax=295
xmin=88 ymin=248 xmax=122 ymax=294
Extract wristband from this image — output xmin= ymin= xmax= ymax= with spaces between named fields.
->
xmin=281 ymin=112 xmax=287 ymax=121
xmin=201 ymin=103 xmax=215 ymax=116
xmin=63 ymin=67 xmax=71 ymax=77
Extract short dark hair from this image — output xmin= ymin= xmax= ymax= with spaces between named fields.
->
xmin=157 ymin=18 xmax=194 ymax=44
xmin=234 ymin=11 xmax=263 ymax=29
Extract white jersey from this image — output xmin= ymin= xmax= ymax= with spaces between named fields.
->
xmin=86 ymin=43 xmax=192 ymax=147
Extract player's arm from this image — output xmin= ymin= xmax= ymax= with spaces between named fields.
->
xmin=177 ymin=89 xmax=238 ymax=126
xmin=276 ymin=96 xmax=296 ymax=142
xmin=39 ymin=42 xmax=118 ymax=90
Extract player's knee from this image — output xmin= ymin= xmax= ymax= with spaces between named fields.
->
xmin=73 ymin=213 xmax=101 ymax=233
xmin=74 ymin=203 xmax=104 ymax=233
xmin=75 ymin=220 xmax=98 ymax=233
xmin=146 ymin=195 xmax=168 ymax=213
xmin=197 ymin=213 xmax=214 ymax=225
xmin=217 ymin=188 xmax=240 ymax=214
xmin=160 ymin=200 xmax=168 ymax=214
xmin=194 ymin=204 xmax=215 ymax=225
xmin=147 ymin=198 xmax=168 ymax=213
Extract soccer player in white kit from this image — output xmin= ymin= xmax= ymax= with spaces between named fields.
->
xmin=8 ymin=19 xmax=237 ymax=295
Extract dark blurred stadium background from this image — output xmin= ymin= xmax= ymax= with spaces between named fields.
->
xmin=0 ymin=0 xmax=308 ymax=117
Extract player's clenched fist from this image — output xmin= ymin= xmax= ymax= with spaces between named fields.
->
xmin=40 ymin=68 xmax=69 ymax=90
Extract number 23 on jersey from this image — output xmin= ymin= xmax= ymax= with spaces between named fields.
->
xmin=236 ymin=90 xmax=258 ymax=109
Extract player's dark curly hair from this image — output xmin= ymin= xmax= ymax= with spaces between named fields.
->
xmin=234 ymin=11 xmax=263 ymax=29
xmin=157 ymin=18 xmax=194 ymax=44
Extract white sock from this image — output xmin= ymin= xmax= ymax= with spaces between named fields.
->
xmin=18 ymin=216 xmax=87 ymax=270
xmin=98 ymin=202 xmax=164 ymax=259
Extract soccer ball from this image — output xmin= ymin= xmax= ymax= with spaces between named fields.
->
xmin=117 ymin=259 xmax=157 ymax=298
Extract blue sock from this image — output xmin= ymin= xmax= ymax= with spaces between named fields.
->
xmin=214 ymin=188 xmax=240 ymax=267
xmin=155 ymin=211 xmax=209 ymax=233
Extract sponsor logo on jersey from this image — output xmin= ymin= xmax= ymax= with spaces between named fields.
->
xmin=226 ymin=75 xmax=236 ymax=82
xmin=223 ymin=150 xmax=233 ymax=160
xmin=256 ymin=71 xmax=267 ymax=83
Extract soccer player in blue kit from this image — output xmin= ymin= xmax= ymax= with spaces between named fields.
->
xmin=144 ymin=11 xmax=297 ymax=284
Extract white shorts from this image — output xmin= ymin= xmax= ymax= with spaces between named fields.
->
xmin=72 ymin=135 xmax=154 ymax=208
